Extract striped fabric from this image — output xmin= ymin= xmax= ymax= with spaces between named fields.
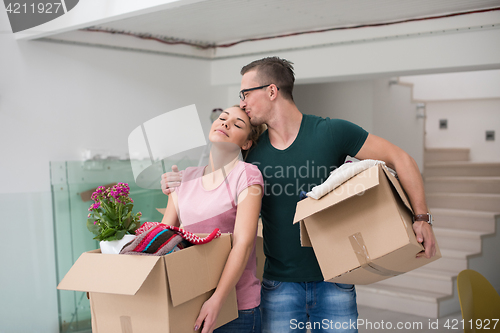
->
xmin=119 ymin=222 xmax=221 ymax=256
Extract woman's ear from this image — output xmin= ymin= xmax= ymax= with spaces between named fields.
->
xmin=241 ymin=139 xmax=253 ymax=151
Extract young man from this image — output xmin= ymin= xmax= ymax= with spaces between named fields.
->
xmin=238 ymin=57 xmax=436 ymax=333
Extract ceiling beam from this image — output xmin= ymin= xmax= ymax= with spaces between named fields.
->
xmin=14 ymin=0 xmax=207 ymax=41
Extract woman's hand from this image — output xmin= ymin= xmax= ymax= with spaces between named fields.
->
xmin=194 ymin=295 xmax=223 ymax=333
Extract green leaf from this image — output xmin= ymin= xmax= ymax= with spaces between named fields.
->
xmin=101 ymin=214 xmax=118 ymax=227
xmin=106 ymin=234 xmax=118 ymax=241
xmin=100 ymin=201 xmax=114 ymax=216
xmin=107 ymin=208 xmax=117 ymax=220
xmin=127 ymin=222 xmax=137 ymax=232
xmin=123 ymin=212 xmax=132 ymax=229
xmin=125 ymin=203 xmax=133 ymax=214
xmin=100 ymin=228 xmax=117 ymax=240
xmin=115 ymin=230 xmax=126 ymax=240
xmin=86 ymin=219 xmax=101 ymax=236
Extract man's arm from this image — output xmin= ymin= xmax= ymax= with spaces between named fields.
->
xmin=355 ymin=133 xmax=437 ymax=259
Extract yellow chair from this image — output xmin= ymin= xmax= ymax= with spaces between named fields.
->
xmin=457 ymin=269 xmax=500 ymax=332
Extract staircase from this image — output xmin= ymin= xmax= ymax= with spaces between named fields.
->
xmin=356 ymin=148 xmax=500 ymax=318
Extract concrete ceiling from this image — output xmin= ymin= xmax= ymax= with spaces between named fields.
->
xmin=90 ymin=0 xmax=500 ymax=45
xmin=40 ymin=0 xmax=500 ymax=59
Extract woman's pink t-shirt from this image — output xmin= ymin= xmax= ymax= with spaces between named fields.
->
xmin=176 ymin=161 xmax=264 ymax=310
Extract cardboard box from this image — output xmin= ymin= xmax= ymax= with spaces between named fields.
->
xmin=57 ymin=234 xmax=238 ymax=333
xmin=293 ymin=164 xmax=441 ymax=285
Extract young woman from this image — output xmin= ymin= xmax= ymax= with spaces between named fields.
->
xmin=161 ymin=106 xmax=264 ymax=333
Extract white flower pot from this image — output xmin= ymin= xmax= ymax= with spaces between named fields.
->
xmin=100 ymin=234 xmax=136 ymax=254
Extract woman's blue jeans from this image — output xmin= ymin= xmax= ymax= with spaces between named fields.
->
xmin=260 ymin=278 xmax=358 ymax=333
xmin=214 ymin=306 xmax=261 ymax=333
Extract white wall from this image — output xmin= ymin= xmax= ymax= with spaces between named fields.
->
xmin=372 ymin=79 xmax=424 ymax=170
xmin=0 ymin=8 xmax=227 ymax=332
xmin=293 ymin=79 xmax=424 ymax=170
xmin=426 ymin=99 xmax=500 ymax=162
xmin=400 ymin=70 xmax=500 ymax=162
xmin=400 ymin=69 xmax=500 ymax=101
xmin=0 ymin=41 xmax=223 ymax=195
xmin=294 ymin=80 xmax=374 ymax=132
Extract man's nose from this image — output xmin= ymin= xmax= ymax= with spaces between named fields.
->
xmin=239 ymin=99 xmax=246 ymax=109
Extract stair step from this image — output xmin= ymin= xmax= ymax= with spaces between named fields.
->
xmin=424 ymin=148 xmax=470 ymax=163
xmin=424 ymin=162 xmax=500 ymax=177
xmin=433 ymin=227 xmax=490 ymax=238
xmin=426 ymin=193 xmax=500 ymax=212
xmin=440 ymin=248 xmax=478 ymax=259
xmin=433 ymin=227 xmax=489 ymax=252
xmin=356 ymin=284 xmax=450 ymax=318
xmin=425 ymin=176 xmax=500 ymax=194
xmin=425 ymin=248 xmax=477 ymax=272
xmin=359 ymin=148 xmax=499 ymax=319
xmin=429 ymin=208 xmax=497 ymax=233
xmin=374 ymin=267 xmax=456 ymax=294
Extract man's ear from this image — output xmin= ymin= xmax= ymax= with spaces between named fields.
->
xmin=242 ymin=139 xmax=253 ymax=151
xmin=269 ymin=85 xmax=278 ymax=101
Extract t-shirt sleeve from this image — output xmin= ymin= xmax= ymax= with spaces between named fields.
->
xmin=236 ymin=163 xmax=264 ymax=197
xmin=328 ymin=118 xmax=369 ymax=157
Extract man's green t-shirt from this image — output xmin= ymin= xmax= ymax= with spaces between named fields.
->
xmin=246 ymin=114 xmax=369 ymax=282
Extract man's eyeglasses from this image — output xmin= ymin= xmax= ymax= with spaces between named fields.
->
xmin=239 ymin=84 xmax=279 ymax=101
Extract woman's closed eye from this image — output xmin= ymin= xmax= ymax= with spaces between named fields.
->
xmin=219 ymin=117 xmax=243 ymax=129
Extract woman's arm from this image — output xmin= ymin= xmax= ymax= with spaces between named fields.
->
xmin=194 ymin=184 xmax=262 ymax=333
xmin=160 ymin=192 xmax=180 ymax=227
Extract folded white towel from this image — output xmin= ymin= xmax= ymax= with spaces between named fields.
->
xmin=307 ymin=159 xmax=386 ymax=200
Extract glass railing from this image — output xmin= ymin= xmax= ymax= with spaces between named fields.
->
xmin=51 ymin=158 xmax=196 ymax=332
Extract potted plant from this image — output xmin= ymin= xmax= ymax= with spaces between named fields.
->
xmin=87 ymin=182 xmax=142 ymax=254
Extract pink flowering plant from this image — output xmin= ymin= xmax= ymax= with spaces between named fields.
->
xmin=86 ymin=183 xmax=142 ymax=241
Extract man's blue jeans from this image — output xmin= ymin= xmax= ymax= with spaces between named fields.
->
xmin=214 ymin=306 xmax=261 ymax=333
xmin=261 ymin=278 xmax=358 ymax=333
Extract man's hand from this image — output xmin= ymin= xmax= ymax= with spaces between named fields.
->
xmin=413 ymin=221 xmax=437 ymax=259
xmin=160 ymin=165 xmax=182 ymax=195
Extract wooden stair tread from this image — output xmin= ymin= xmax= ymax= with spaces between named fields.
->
xmin=433 ymin=227 xmax=491 ymax=237
xmin=425 ymin=176 xmax=500 ymax=181
xmin=427 ymin=192 xmax=500 ymax=198
xmin=429 ymin=208 xmax=498 ymax=218
xmin=425 ymin=161 xmax=500 ymax=167
xmin=397 ymin=267 xmax=459 ymax=279
xmin=356 ymin=284 xmax=450 ymax=302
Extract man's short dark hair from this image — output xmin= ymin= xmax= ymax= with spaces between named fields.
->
xmin=241 ymin=57 xmax=295 ymax=102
